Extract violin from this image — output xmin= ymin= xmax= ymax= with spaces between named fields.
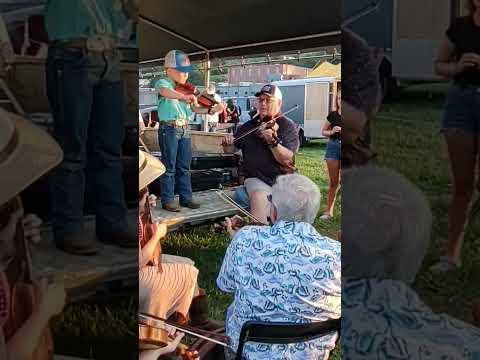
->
xmin=141 ymin=188 xmax=162 ymax=272
xmin=175 ymin=82 xmax=220 ymax=111
xmin=139 ymin=313 xmax=229 ymax=360
xmin=3 ymin=196 xmax=54 ymax=360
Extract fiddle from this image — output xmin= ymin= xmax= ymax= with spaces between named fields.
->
xmin=234 ymin=104 xmax=299 ymax=144
xmin=141 ymin=188 xmax=162 ymax=272
xmin=175 ymin=82 xmax=220 ymax=111
xmin=139 ymin=313 xmax=229 ymax=360
xmin=3 ymin=196 xmax=54 ymax=360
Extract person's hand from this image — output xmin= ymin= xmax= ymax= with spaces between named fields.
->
xmin=212 ymin=103 xmax=225 ymax=114
xmin=147 ymin=220 xmax=167 ymax=243
xmin=22 ymin=214 xmax=42 ymax=245
xmin=221 ymin=134 xmax=235 ymax=147
xmin=257 ymin=128 xmax=276 ymax=144
xmin=37 ymin=278 xmax=66 ymax=319
xmin=332 ymin=126 xmax=341 ymax=134
xmin=222 ymin=217 xmax=239 ymax=239
xmin=139 ymin=331 xmax=200 ymax=359
xmin=182 ymin=94 xmax=197 ymax=105
xmin=148 ymin=194 xmax=157 ymax=209
xmin=456 ymin=53 xmax=480 ymax=73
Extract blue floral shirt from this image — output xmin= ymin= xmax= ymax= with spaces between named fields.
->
xmin=343 ymin=278 xmax=480 ymax=359
xmin=217 ymin=221 xmax=341 ymax=360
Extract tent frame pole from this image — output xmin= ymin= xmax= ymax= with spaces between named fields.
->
xmin=139 ymin=30 xmax=341 ymax=65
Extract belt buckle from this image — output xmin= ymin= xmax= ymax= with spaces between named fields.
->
xmin=86 ymin=36 xmax=110 ymax=52
xmin=175 ymin=119 xmax=186 ymax=127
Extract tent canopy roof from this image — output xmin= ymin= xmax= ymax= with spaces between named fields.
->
xmin=140 ymin=0 xmax=341 ymax=64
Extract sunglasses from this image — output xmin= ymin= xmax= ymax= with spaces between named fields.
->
xmin=256 ymin=97 xmax=275 ymax=105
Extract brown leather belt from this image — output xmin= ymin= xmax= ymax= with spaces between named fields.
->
xmin=50 ymin=39 xmax=116 ymax=53
xmin=161 ymin=119 xmax=188 ymax=128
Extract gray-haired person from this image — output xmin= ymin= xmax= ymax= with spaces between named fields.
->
xmin=342 ymin=165 xmax=480 ymax=358
xmin=218 ymin=174 xmax=341 ymax=360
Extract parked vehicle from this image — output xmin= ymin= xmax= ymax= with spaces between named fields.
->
xmin=272 ymin=76 xmax=340 ymax=145
xmin=344 ymin=0 xmax=468 ymax=99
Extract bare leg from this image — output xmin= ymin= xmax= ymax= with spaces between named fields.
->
xmin=324 ymin=159 xmax=341 ymax=216
xmin=444 ymin=132 xmax=477 ymax=265
xmin=249 ymin=190 xmax=270 ymax=225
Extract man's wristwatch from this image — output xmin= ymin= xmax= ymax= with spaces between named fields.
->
xmin=269 ymin=139 xmax=282 ymax=148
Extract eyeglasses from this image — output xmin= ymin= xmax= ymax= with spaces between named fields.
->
xmin=256 ymin=97 xmax=275 ymax=105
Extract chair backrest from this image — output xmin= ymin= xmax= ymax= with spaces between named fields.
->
xmin=235 ymin=318 xmax=341 ymax=360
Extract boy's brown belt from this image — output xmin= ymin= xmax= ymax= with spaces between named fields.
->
xmin=161 ymin=119 xmax=189 ymax=128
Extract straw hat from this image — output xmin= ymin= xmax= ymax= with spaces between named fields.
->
xmin=0 ymin=109 xmax=63 ymax=206
xmin=139 ymin=150 xmax=165 ymax=191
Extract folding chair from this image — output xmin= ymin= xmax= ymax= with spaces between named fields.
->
xmin=235 ymin=318 xmax=341 ymax=360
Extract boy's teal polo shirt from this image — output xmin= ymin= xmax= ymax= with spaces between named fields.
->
xmin=45 ymin=0 xmax=131 ymax=42
xmin=155 ymin=78 xmax=193 ymax=121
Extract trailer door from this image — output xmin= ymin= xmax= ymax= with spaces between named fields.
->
xmin=392 ymin=0 xmax=451 ymax=81
xmin=304 ymin=82 xmax=329 ymax=139
xmin=277 ymin=84 xmax=305 ymax=130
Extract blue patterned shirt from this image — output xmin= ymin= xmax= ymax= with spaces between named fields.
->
xmin=343 ymin=278 xmax=480 ymax=359
xmin=217 ymin=221 xmax=341 ymax=360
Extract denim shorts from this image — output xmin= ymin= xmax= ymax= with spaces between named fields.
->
xmin=442 ymin=84 xmax=480 ymax=135
xmin=325 ymin=138 xmax=341 ymax=161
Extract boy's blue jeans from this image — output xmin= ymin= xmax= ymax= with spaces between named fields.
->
xmin=46 ymin=46 xmax=127 ymax=239
xmin=158 ymin=123 xmax=193 ymax=205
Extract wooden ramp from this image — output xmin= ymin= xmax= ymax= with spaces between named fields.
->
xmin=31 ymin=189 xmax=240 ymax=302
xmin=152 ymin=188 xmax=239 ymax=230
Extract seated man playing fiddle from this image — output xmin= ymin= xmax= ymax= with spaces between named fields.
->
xmin=138 ymin=150 xmax=220 ymax=360
xmin=221 ymin=85 xmax=299 ymax=225
xmin=217 ymin=174 xmax=341 ymax=360
xmin=0 ymin=110 xmax=66 ymax=360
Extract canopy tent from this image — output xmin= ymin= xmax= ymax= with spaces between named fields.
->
xmin=308 ymin=62 xmax=341 ymax=79
xmin=139 ymin=0 xmax=341 ymax=65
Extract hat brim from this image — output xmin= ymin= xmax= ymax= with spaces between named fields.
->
xmin=0 ymin=110 xmax=63 ymax=205
xmin=254 ymin=91 xmax=281 ymax=101
xmin=175 ymin=65 xmax=192 ymax=73
xmin=139 ymin=151 xmax=166 ymax=191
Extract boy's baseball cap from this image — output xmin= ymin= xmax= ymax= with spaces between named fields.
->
xmin=164 ymin=50 xmax=192 ymax=73
xmin=254 ymin=84 xmax=283 ymax=101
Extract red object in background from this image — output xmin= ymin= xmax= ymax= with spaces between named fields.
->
xmin=150 ymin=110 xmax=159 ymax=127
xmin=11 ymin=15 xmax=49 ymax=56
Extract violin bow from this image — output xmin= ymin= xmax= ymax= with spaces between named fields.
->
xmin=233 ymin=104 xmax=299 ymax=143
xmin=138 ymin=313 xmax=230 ymax=348
xmin=215 ymin=190 xmax=267 ymax=226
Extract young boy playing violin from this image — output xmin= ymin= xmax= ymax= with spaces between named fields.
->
xmin=155 ymin=50 xmax=225 ymax=212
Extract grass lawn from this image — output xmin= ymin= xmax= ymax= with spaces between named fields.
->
xmin=372 ymin=84 xmax=480 ymax=323
xmin=53 ymin=139 xmax=342 ymax=359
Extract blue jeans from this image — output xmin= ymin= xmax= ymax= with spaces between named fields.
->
xmin=46 ymin=46 xmax=127 ymax=238
xmin=442 ymin=84 xmax=480 ymax=135
xmin=158 ymin=124 xmax=193 ymax=205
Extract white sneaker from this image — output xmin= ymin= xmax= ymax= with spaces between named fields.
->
xmin=320 ymin=214 xmax=332 ymax=220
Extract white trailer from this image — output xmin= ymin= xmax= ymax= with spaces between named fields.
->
xmin=272 ymin=77 xmax=339 ymax=144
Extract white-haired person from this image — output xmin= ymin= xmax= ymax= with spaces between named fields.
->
xmin=217 ymin=174 xmax=341 ymax=360
xmin=342 ymin=165 xmax=480 ymax=358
